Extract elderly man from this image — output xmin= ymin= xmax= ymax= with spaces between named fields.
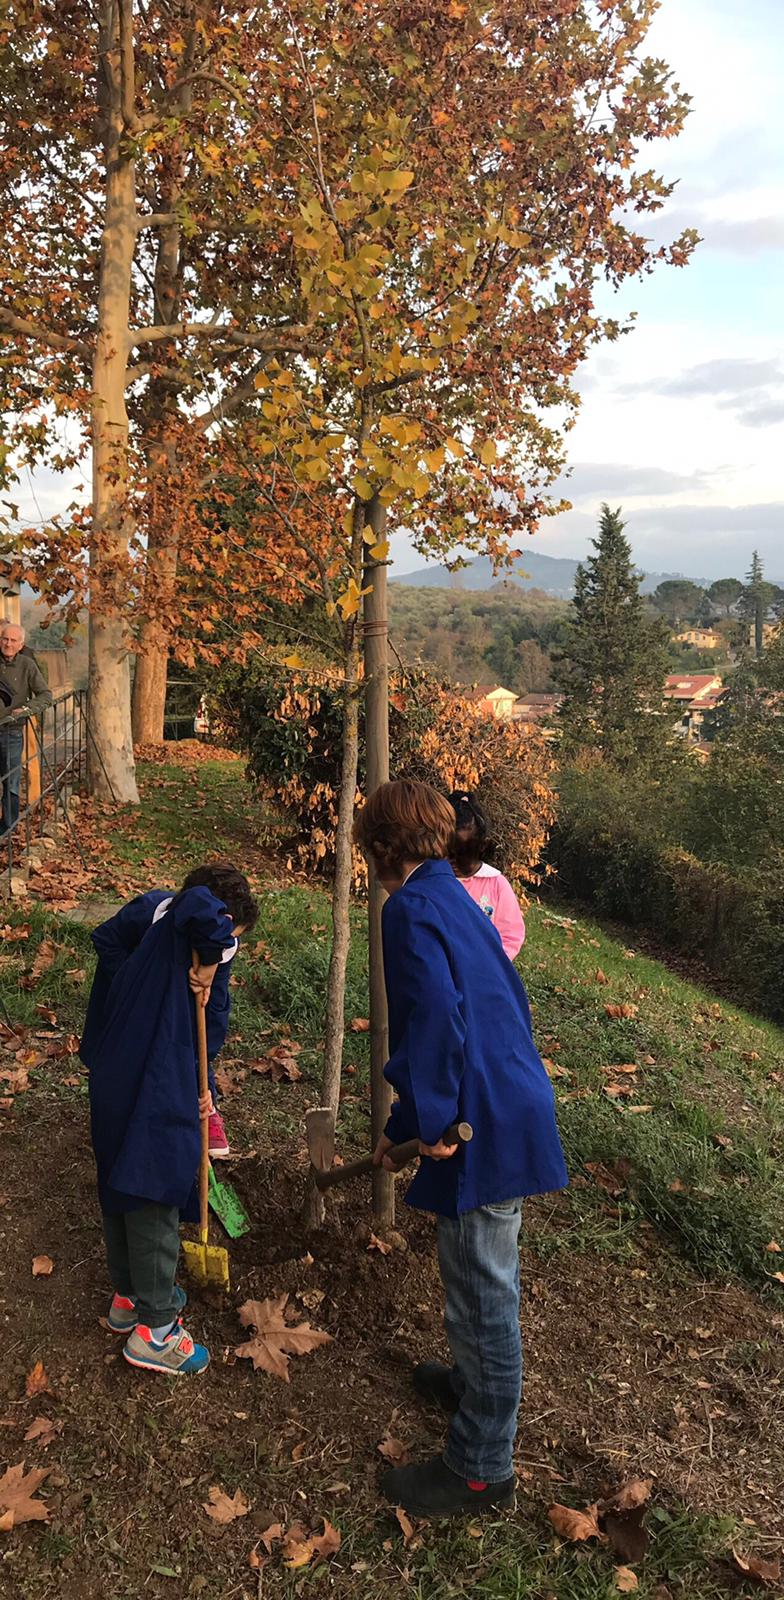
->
xmin=0 ymin=623 xmax=53 ymax=836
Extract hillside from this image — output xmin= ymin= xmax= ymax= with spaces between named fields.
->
xmin=394 ymin=549 xmax=710 ymax=599
xmin=389 ymin=583 xmax=568 ymax=692
xmin=0 ymin=752 xmax=782 ymax=1600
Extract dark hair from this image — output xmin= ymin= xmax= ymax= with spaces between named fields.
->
xmin=448 ymin=791 xmax=488 ymax=848
xmin=180 ymin=861 xmax=259 ymax=929
xmin=353 ymin=780 xmax=456 ymax=874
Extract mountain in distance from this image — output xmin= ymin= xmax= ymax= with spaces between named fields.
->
xmin=393 ymin=550 xmax=710 ymax=599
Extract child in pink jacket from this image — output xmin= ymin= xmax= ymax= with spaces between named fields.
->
xmin=448 ymin=791 xmax=526 ymax=961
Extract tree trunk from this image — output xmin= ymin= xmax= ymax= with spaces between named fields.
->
xmin=304 ymin=636 xmax=361 ymax=1228
xmin=363 ymin=497 xmax=393 ymax=1228
xmin=131 ymin=625 xmax=171 ymax=744
xmin=89 ymin=1 xmax=139 ymax=802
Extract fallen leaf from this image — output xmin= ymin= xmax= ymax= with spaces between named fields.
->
xmin=548 ymin=1503 xmax=602 ymax=1542
xmin=378 ymin=1435 xmax=409 ymax=1466
xmin=234 ymin=1295 xmax=331 ymax=1382
xmin=24 ymin=1362 xmax=51 ymax=1398
xmin=34 ymin=1005 xmax=58 ymax=1027
xmin=250 ymin=1045 xmax=302 ymax=1083
xmin=731 ymin=1549 xmax=781 ymax=1587
xmin=281 ymin=1522 xmax=313 ymax=1569
xmin=603 ymin=1481 xmax=653 ymax=1513
xmin=0 ymin=1098 xmax=14 ymax=1115
xmin=603 ymin=1063 xmax=638 ymax=1076
xmin=299 ymin=1289 xmax=325 ymax=1312
xmin=260 ymin=1521 xmax=283 ymax=1553
xmin=0 ymin=923 xmax=30 ymax=943
xmin=23 ymin=1417 xmax=63 ymax=1448
xmin=0 ymin=1068 xmax=30 ymax=1093
xmin=626 ymin=1105 xmax=654 ymax=1115
xmin=350 ymin=1018 xmax=370 ymax=1033
xmin=0 ymin=1461 xmax=50 ymax=1526
xmin=766 ymin=1240 xmax=781 ymax=1254
xmin=291 ymin=1441 xmax=308 ymax=1462
xmin=769 ymin=1272 xmax=784 ymax=1285
xmin=669 ymin=1179 xmax=687 ymax=1193
xmin=203 ymin=1486 xmax=251 ymax=1524
xmin=615 ymin=1568 xmax=639 ymax=1593
xmin=595 ymin=968 xmax=609 ymax=985
xmin=604 ymin=1003 xmax=639 ymax=1020
xmin=395 ymin=1506 xmax=415 ymax=1543
xmin=60 ymin=1075 xmax=82 ymax=1088
xmin=368 ymin=1233 xmax=392 ymax=1256
xmin=604 ymin=1082 xmax=634 ymax=1099
xmin=311 ymin=1519 xmax=341 ymax=1560
xmin=712 ymin=1133 xmax=732 ymax=1150
xmin=65 ymin=968 xmax=86 ymax=983
xmin=543 ymin=1058 xmax=569 ymax=1079
xmin=584 ymin=1160 xmax=630 ymax=1196
xmin=32 ymin=1256 xmax=54 ymax=1278
xmin=214 ymin=1067 xmax=247 ymax=1097
xmin=28 ymin=940 xmax=59 ymax=983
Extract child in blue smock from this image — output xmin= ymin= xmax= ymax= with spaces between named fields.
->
xmin=81 ymin=863 xmax=257 ymax=1377
xmin=354 ymin=780 xmax=567 ymax=1519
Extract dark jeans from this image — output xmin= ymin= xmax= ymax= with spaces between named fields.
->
xmin=0 ymin=726 xmax=24 ymax=835
xmin=102 ymin=1204 xmax=182 ymax=1327
xmin=436 ymin=1198 xmax=524 ymax=1482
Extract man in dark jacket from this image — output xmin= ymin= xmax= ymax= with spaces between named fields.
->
xmin=0 ymin=623 xmax=53 ymax=835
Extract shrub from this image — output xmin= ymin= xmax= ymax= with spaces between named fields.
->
xmin=216 ymin=659 xmax=556 ymax=888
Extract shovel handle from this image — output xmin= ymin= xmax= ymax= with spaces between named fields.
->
xmin=314 ymin=1120 xmax=472 ymax=1191
xmin=192 ymin=949 xmax=210 ymax=1238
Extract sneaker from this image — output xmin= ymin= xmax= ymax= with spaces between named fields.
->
xmin=208 ymin=1110 xmax=230 ymax=1159
xmin=379 ymin=1454 xmax=515 ymax=1519
xmin=106 ymin=1285 xmax=186 ymax=1333
xmin=123 ymin=1320 xmax=209 ymax=1376
xmin=413 ymin=1361 xmax=460 ymax=1414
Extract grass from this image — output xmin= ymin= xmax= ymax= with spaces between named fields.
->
xmin=2 ymin=757 xmax=783 ymax=1600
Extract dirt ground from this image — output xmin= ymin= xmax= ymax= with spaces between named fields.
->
xmin=1 ymin=1082 xmax=782 ymax=1599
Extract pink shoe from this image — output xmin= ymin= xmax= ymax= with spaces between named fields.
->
xmin=208 ymin=1109 xmax=230 ymax=1159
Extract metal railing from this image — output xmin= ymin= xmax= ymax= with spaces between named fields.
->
xmin=0 ymin=689 xmax=88 ymax=888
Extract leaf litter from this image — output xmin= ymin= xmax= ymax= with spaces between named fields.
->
xmin=234 ymin=1294 xmax=331 ymax=1382
xmin=0 ymin=1462 xmax=50 ymax=1528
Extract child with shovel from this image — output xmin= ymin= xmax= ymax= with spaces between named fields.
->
xmin=354 ymin=780 xmax=567 ymax=1519
xmin=81 ymin=865 xmax=257 ymax=1376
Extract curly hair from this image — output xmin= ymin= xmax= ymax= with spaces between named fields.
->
xmin=353 ymin=780 xmax=456 ymax=875
xmin=180 ymin=861 xmax=259 ymax=930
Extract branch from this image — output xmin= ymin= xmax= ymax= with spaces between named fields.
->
xmin=128 ymin=320 xmax=314 ymax=351
xmin=118 ymin=0 xmax=139 ymax=133
xmin=0 ymin=307 xmax=91 ymax=358
xmin=194 ymin=360 xmax=269 ymax=434
xmin=136 ymin=211 xmax=178 ymax=231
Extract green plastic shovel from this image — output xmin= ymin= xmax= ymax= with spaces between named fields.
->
xmin=208 ymin=1162 xmax=251 ymax=1239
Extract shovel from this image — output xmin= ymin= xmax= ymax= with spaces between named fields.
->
xmin=182 ymin=962 xmax=231 ymax=1293
xmin=306 ymin=1108 xmax=473 ymax=1191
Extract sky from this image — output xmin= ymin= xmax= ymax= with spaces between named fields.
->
xmin=396 ymin=0 xmax=784 ymax=583
xmin=14 ymin=0 xmax=784 ymax=587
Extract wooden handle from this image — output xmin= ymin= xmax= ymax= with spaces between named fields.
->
xmin=192 ymin=949 xmax=210 ymax=1241
xmin=314 ymin=1120 xmax=472 ymax=1191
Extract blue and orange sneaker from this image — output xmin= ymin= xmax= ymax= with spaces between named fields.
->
xmin=107 ymin=1285 xmax=187 ymax=1333
xmin=123 ymin=1320 xmax=209 ymax=1376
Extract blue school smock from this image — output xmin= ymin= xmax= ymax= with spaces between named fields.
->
xmin=80 ymin=890 xmax=235 ymax=1085
xmin=382 ymin=859 xmax=568 ymax=1217
xmin=84 ymin=886 xmax=237 ymax=1217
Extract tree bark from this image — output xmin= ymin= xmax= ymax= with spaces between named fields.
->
xmin=304 ymin=634 xmax=361 ymax=1228
xmin=89 ymin=0 xmax=139 ymax=802
xmin=363 ymin=497 xmax=393 ymax=1228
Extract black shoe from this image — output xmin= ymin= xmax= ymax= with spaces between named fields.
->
xmin=380 ymin=1454 xmax=516 ymax=1519
xmin=412 ymin=1361 xmax=460 ymax=1414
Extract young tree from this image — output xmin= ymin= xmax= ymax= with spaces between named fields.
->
xmin=740 ymin=551 xmax=776 ymax=658
xmin=708 ymin=577 xmax=743 ymax=616
xmin=555 ymin=505 xmax=670 ymax=763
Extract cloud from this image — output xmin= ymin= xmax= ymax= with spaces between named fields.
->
xmin=555 ymin=461 xmax=710 ymax=498
xmin=619 ymin=358 xmax=784 ymax=429
xmin=646 ymin=208 xmax=784 ymax=255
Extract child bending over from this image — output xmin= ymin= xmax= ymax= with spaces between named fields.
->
xmin=448 ymin=790 xmax=525 ymax=961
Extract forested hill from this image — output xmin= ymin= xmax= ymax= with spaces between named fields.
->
xmin=388 ymin=584 xmax=568 ymax=693
xmin=394 ymin=549 xmax=706 ymax=598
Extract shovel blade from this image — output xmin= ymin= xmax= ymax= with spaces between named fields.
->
xmin=305 ymin=1106 xmax=335 ymax=1175
xmin=208 ymin=1165 xmax=250 ymax=1240
xmin=182 ymin=1237 xmax=231 ymax=1294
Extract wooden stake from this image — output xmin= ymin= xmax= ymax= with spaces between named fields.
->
xmin=363 ymin=497 xmax=393 ymax=1229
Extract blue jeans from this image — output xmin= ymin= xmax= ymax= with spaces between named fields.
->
xmin=436 ymin=1198 xmax=523 ymax=1482
xmin=0 ymin=726 xmax=24 ymax=835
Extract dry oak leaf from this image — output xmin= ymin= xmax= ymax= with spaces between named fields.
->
xmin=604 ymin=1003 xmax=639 ymax=1021
xmin=595 ymin=968 xmax=610 ymax=985
xmin=251 ymin=1045 xmax=302 ymax=1083
xmin=234 ymin=1295 xmax=331 ymax=1382
xmin=24 ymin=1362 xmax=51 ymax=1398
xmin=731 ymin=1549 xmax=781 ymax=1587
xmin=23 ymin=1417 xmax=62 ymax=1448
xmin=548 ymin=1503 xmax=603 ymax=1543
xmin=350 ymin=1017 xmax=370 ymax=1033
xmin=28 ymin=939 xmax=59 ymax=983
xmin=766 ymin=1240 xmax=781 ymax=1253
xmin=203 ymin=1485 xmax=251 ymax=1524
xmin=281 ymin=1518 xmax=341 ymax=1568
xmin=31 ymin=1256 xmax=54 ymax=1278
xmin=395 ymin=1506 xmax=415 ymax=1544
xmin=260 ymin=1521 xmax=283 ymax=1554
xmin=0 ymin=1069 xmax=30 ymax=1094
xmin=378 ymin=1434 xmax=409 ymax=1467
xmin=0 ymin=1462 xmax=50 ymax=1528
xmin=604 ymin=1480 xmax=653 ymax=1514
xmin=615 ymin=1568 xmax=639 ymax=1594
xmin=368 ymin=1233 xmax=392 ymax=1256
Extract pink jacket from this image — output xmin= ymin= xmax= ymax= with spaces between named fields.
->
xmin=457 ymin=864 xmax=526 ymax=960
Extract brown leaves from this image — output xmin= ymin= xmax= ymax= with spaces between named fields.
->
xmin=214 ymin=1066 xmax=247 ymax=1097
xmin=377 ymin=1434 xmax=409 ymax=1466
xmin=234 ymin=1295 xmax=331 ymax=1382
xmin=395 ymin=1506 xmax=415 ymax=1544
xmin=280 ymin=1519 xmax=341 ymax=1568
xmin=604 ymin=1003 xmax=639 ymax=1020
xmin=730 ymin=1549 xmax=782 ymax=1588
xmin=584 ymin=1159 xmax=631 ymax=1197
xmin=203 ymin=1486 xmax=251 ymax=1524
xmin=23 ymin=1417 xmax=63 ymax=1448
xmin=24 ymin=1362 xmax=52 ymax=1398
xmin=548 ymin=1479 xmax=653 ymax=1570
xmin=251 ymin=1044 xmax=302 ymax=1082
xmin=31 ymin=1255 xmax=54 ymax=1277
xmin=368 ymin=1232 xmax=392 ymax=1256
xmin=615 ymin=1569 xmax=639 ymax=1593
xmin=350 ymin=1017 xmax=370 ymax=1033
xmin=548 ymin=1502 xmax=601 ymax=1542
xmin=0 ymin=1462 xmax=50 ymax=1528
xmin=594 ymin=967 xmax=609 ymax=985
